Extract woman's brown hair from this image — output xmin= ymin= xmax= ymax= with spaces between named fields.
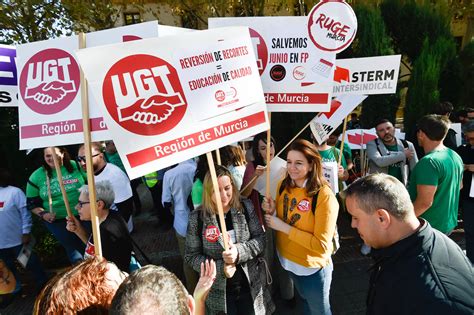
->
xmin=201 ymin=165 xmax=242 ymax=218
xmin=34 ymin=257 xmax=116 ymax=315
xmin=42 ymin=147 xmax=74 ymax=178
xmin=221 ymin=145 xmax=246 ymax=167
xmin=280 ymin=139 xmax=328 ymax=196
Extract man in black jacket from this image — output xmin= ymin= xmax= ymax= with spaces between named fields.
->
xmin=344 ymin=174 xmax=473 ymax=315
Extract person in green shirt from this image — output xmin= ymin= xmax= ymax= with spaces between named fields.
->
xmin=408 ymin=115 xmax=464 ymax=234
xmin=26 ymin=147 xmax=86 ymax=264
xmin=327 ymin=126 xmax=354 ymax=172
xmin=313 ymin=140 xmax=349 ymax=184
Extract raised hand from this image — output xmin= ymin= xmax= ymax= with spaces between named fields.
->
xmin=193 ymin=259 xmax=216 ymax=304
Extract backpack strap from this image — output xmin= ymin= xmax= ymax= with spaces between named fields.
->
xmin=375 ymin=138 xmax=383 ymax=156
xmin=311 ymin=189 xmax=320 ymax=215
xmin=400 ymin=139 xmax=409 ymax=149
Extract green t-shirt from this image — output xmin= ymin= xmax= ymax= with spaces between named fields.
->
xmin=318 ymin=147 xmax=348 ymax=169
xmin=408 ymin=149 xmax=464 ymax=233
xmin=105 ymin=152 xmax=126 ymax=174
xmin=191 ymin=179 xmax=203 ymax=208
xmin=26 ymin=161 xmax=85 ymax=219
xmin=336 ymin=141 xmax=352 ymax=161
xmin=384 ymin=143 xmax=403 ymax=183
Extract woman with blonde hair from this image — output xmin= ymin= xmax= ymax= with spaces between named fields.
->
xmin=263 ymin=139 xmax=339 ymax=315
xmin=185 ymin=165 xmax=274 ymax=315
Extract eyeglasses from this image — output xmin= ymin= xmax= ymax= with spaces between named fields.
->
xmin=76 ymin=153 xmax=100 ymax=163
xmin=77 ymin=200 xmax=91 ymax=208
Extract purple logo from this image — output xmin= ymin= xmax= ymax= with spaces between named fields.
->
xmin=0 ymin=46 xmax=17 ymax=86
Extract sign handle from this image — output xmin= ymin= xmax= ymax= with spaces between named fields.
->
xmin=215 ymin=149 xmax=221 ymax=165
xmin=206 ymin=152 xmax=229 ymax=251
xmin=275 ymin=115 xmax=315 ymax=159
xmin=51 ymin=148 xmax=73 ymax=218
xmin=338 ymin=117 xmax=348 ymax=166
xmin=265 ymin=113 xmax=272 ymax=198
xmin=79 ymin=32 xmax=102 ymax=257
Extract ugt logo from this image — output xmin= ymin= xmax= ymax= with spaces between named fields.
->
xmin=249 ymin=28 xmax=268 ymax=76
xmin=102 ymin=54 xmax=187 ymax=136
xmin=19 ymin=49 xmax=80 ymax=114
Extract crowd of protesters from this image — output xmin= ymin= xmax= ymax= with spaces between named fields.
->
xmin=0 ymin=107 xmax=473 ymax=314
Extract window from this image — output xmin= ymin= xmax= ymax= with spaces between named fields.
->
xmin=124 ymin=12 xmax=141 ymax=25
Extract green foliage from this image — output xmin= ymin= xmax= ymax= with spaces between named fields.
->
xmin=457 ymin=41 xmax=474 ymax=109
xmin=62 ymin=0 xmax=122 ymax=32
xmin=404 ymin=37 xmax=457 ymax=137
xmin=381 ymin=0 xmax=452 ymax=62
xmin=0 ymin=0 xmax=72 ymax=44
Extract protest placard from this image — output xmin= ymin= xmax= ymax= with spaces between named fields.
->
xmin=209 ymin=17 xmax=335 ymax=112
xmin=344 ymin=128 xmax=405 ymax=149
xmin=310 ymin=94 xmax=367 ymax=145
xmin=254 ymin=156 xmax=287 ymax=200
xmin=18 ymin=21 xmax=159 ymax=149
xmin=0 ymin=44 xmax=17 ymax=107
xmin=76 ymin=27 xmax=269 ymax=179
xmin=322 ymin=161 xmax=338 ymax=194
xmin=333 ymin=55 xmax=401 ymax=96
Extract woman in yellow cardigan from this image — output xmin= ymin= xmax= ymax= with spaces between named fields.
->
xmin=263 ymin=139 xmax=339 ymax=315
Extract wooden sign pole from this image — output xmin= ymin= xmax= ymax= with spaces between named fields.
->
xmin=206 ymin=152 xmax=229 ymax=251
xmin=265 ymin=113 xmax=272 ymax=198
xmin=50 ymin=148 xmax=74 ymax=218
xmin=79 ymin=32 xmax=102 ymax=257
xmin=338 ymin=117 xmax=348 ymax=166
xmin=215 ymin=149 xmax=221 ymax=165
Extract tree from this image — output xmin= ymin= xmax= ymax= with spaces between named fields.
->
xmin=404 ymin=37 xmax=456 ymax=137
xmin=340 ymin=4 xmax=398 ymax=129
xmin=0 ymin=0 xmax=72 ymax=44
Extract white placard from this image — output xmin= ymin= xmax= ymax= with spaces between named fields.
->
xmin=0 ymin=44 xmax=18 ymax=107
xmin=158 ymin=24 xmax=194 ymax=36
xmin=322 ymin=161 xmax=338 ymax=194
xmin=333 ymin=55 xmax=401 ymax=96
xmin=343 ymin=128 xmax=405 ymax=149
xmin=76 ymin=27 xmax=269 ymax=179
xmin=254 ymin=156 xmax=287 ymax=199
xmin=18 ymin=21 xmax=159 ymax=149
xmin=451 ymin=123 xmax=462 ymax=147
xmin=209 ymin=16 xmax=335 ymax=112
xmin=310 ymin=94 xmax=367 ymax=144
xmin=307 ymin=0 xmax=357 ymax=54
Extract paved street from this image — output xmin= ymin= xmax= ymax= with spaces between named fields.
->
xmin=0 ymin=185 xmax=466 ymax=315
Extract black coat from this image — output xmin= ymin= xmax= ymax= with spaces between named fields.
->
xmin=367 ymin=220 xmax=473 ymax=315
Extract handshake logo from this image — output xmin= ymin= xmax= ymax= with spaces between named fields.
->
xmin=104 ymin=55 xmax=188 ymax=136
xmin=20 ymin=49 xmax=80 ymax=115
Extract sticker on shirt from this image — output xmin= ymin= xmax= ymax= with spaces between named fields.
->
xmin=297 ymin=199 xmax=311 ymax=212
xmin=0 ymin=201 xmax=4 ymax=210
xmin=205 ymin=225 xmax=220 ymax=243
xmin=84 ymin=240 xmax=95 ymax=259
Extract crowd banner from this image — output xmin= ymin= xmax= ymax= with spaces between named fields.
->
xmin=76 ymin=26 xmax=269 ymax=179
xmin=343 ymin=128 xmax=405 ymax=149
xmin=209 ymin=16 xmax=335 ymax=112
xmin=17 ymin=21 xmax=159 ymax=150
xmin=0 ymin=44 xmax=17 ymax=107
xmin=310 ymin=94 xmax=367 ymax=145
xmin=333 ymin=55 xmax=401 ymax=96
